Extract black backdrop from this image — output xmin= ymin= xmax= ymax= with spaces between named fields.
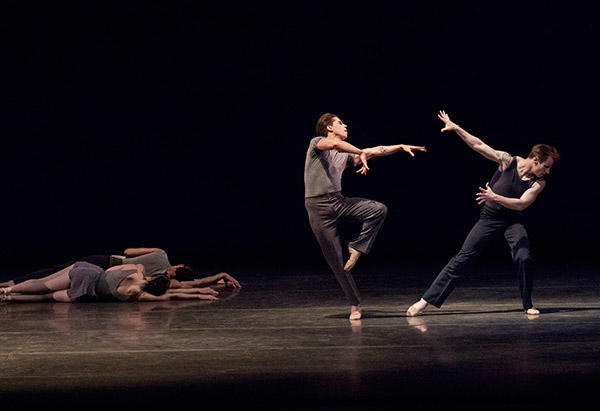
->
xmin=1 ymin=2 xmax=598 ymax=274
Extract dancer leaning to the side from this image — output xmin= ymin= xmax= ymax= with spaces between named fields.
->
xmin=305 ymin=113 xmax=426 ymax=320
xmin=407 ymin=110 xmax=559 ymax=317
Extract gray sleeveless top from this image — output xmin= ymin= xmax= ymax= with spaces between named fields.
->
xmin=304 ymin=137 xmax=356 ymax=198
xmin=95 ymin=268 xmax=138 ymax=302
xmin=122 ymin=250 xmax=170 ymax=277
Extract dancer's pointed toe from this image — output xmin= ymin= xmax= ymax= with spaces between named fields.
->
xmin=344 ymin=247 xmax=362 ymax=271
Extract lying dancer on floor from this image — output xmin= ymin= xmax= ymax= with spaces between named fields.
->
xmin=304 ymin=113 xmax=426 ymax=320
xmin=407 ymin=110 xmax=559 ymax=317
xmin=0 ymin=262 xmax=219 ymax=303
xmin=0 ymin=247 xmax=241 ymax=289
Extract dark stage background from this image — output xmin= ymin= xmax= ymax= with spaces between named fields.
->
xmin=1 ymin=2 xmax=598 ymax=276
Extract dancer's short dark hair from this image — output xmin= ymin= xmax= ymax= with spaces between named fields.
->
xmin=143 ymin=274 xmax=170 ymax=296
xmin=528 ymin=144 xmax=560 ymax=162
xmin=316 ymin=113 xmax=338 ymax=137
xmin=175 ymin=266 xmax=195 ymax=282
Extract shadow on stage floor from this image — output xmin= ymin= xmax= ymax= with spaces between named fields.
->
xmin=1 ymin=262 xmax=599 ymax=410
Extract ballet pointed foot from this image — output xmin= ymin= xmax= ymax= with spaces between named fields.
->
xmin=525 ymin=307 xmax=540 ymax=315
xmin=406 ymin=299 xmax=428 ymax=317
xmin=344 ymin=247 xmax=362 ymax=271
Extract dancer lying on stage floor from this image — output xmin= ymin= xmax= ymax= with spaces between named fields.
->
xmin=406 ymin=110 xmax=559 ymax=317
xmin=0 ymin=262 xmax=219 ymax=303
xmin=304 ymin=113 xmax=426 ymax=320
xmin=0 ymin=247 xmax=241 ymax=290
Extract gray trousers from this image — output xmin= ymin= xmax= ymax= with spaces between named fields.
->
xmin=422 ymin=216 xmax=534 ymax=310
xmin=305 ymin=192 xmax=387 ymax=306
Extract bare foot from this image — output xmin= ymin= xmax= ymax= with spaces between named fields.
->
xmin=344 ymin=247 xmax=362 ymax=271
xmin=349 ymin=305 xmax=362 ymax=320
xmin=525 ymin=307 xmax=540 ymax=315
xmin=406 ymin=298 xmax=428 ymax=317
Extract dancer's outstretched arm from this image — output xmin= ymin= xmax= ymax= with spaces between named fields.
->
xmin=438 ymin=110 xmax=512 ymax=170
xmin=352 ymin=144 xmax=425 ymax=174
xmin=169 ymin=272 xmax=241 ymax=289
xmin=476 ymin=180 xmax=546 ymax=211
xmin=166 ymin=287 xmax=218 ymax=296
xmin=363 ymin=144 xmax=426 ymax=159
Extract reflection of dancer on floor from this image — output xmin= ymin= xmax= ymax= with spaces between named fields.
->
xmin=407 ymin=111 xmax=559 ymax=317
xmin=0 ymin=262 xmax=219 ymax=303
xmin=304 ymin=113 xmax=426 ymax=320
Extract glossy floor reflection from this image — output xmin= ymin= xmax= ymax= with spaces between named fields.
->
xmin=1 ymin=263 xmax=599 ymax=410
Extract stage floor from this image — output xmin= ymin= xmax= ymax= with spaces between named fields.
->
xmin=1 ymin=263 xmax=599 ymax=410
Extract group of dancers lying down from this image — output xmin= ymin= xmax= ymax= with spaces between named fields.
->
xmin=0 ymin=248 xmax=240 ymax=303
xmin=304 ymin=110 xmax=559 ymax=319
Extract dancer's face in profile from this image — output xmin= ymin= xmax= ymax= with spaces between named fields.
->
xmin=328 ymin=117 xmax=348 ymax=140
xmin=532 ymin=156 xmax=554 ymax=178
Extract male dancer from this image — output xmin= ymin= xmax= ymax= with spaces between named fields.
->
xmin=407 ymin=110 xmax=559 ymax=317
xmin=305 ymin=113 xmax=426 ymax=320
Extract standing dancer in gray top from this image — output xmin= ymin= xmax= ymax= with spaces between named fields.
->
xmin=304 ymin=113 xmax=426 ymax=320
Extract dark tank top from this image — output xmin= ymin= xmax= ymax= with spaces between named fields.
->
xmin=95 ymin=268 xmax=138 ymax=301
xmin=481 ymin=157 xmax=539 ymax=219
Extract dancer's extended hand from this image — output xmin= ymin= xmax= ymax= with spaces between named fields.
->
xmin=475 ymin=182 xmax=495 ymax=204
xmin=220 ymin=273 xmax=241 ymax=288
xmin=401 ymin=145 xmax=427 ymax=157
xmin=438 ymin=110 xmax=458 ymax=133
xmin=356 ymin=152 xmax=369 ymax=175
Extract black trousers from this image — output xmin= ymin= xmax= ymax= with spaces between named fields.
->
xmin=422 ymin=215 xmax=534 ymax=310
xmin=305 ymin=192 xmax=387 ymax=306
